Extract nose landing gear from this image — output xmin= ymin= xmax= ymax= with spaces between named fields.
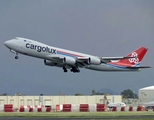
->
xmin=15 ymin=56 xmax=19 ymax=59
xmin=15 ymin=53 xmax=19 ymax=59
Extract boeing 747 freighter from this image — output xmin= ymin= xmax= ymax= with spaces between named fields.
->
xmin=4 ymin=37 xmax=150 ymax=73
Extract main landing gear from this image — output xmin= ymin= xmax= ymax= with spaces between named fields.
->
xmin=63 ymin=67 xmax=68 ymax=73
xmin=62 ymin=67 xmax=80 ymax=73
xmin=70 ymin=67 xmax=80 ymax=73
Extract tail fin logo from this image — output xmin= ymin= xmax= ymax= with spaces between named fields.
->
xmin=129 ymin=52 xmax=139 ymax=64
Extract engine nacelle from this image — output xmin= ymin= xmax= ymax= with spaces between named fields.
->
xmin=44 ymin=60 xmax=57 ymax=66
xmin=88 ymin=57 xmax=101 ymax=65
xmin=63 ymin=57 xmax=76 ymax=65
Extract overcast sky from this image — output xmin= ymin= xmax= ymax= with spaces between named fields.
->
xmin=0 ymin=0 xmax=154 ymax=95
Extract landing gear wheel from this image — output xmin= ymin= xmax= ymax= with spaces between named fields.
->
xmin=15 ymin=56 xmax=19 ymax=59
xmin=64 ymin=69 xmax=67 ymax=72
xmin=70 ymin=67 xmax=80 ymax=73
xmin=63 ymin=67 xmax=67 ymax=73
xmin=77 ymin=69 xmax=80 ymax=73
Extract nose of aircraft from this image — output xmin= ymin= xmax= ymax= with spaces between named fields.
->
xmin=4 ymin=40 xmax=10 ymax=47
xmin=4 ymin=40 xmax=13 ymax=48
xmin=4 ymin=39 xmax=15 ymax=48
xmin=4 ymin=40 xmax=9 ymax=46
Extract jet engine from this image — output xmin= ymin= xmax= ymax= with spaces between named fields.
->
xmin=63 ymin=57 xmax=76 ymax=65
xmin=87 ymin=57 xmax=101 ymax=65
xmin=44 ymin=59 xmax=57 ymax=66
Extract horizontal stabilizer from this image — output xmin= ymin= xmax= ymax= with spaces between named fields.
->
xmin=101 ymin=56 xmax=136 ymax=63
xmin=126 ymin=66 xmax=151 ymax=69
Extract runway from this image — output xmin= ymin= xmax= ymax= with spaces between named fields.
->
xmin=0 ymin=112 xmax=154 ymax=120
xmin=0 ymin=115 xmax=154 ymax=120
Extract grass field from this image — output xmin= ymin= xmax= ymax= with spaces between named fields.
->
xmin=0 ymin=111 xmax=154 ymax=119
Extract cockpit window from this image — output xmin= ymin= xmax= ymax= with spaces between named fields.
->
xmin=24 ymin=39 xmax=32 ymax=43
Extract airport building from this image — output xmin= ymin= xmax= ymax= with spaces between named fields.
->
xmin=138 ymin=86 xmax=154 ymax=103
xmin=0 ymin=95 xmax=122 ymax=109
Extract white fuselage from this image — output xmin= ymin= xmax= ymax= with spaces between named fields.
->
xmin=4 ymin=37 xmax=139 ymax=72
xmin=108 ymin=102 xmax=126 ymax=108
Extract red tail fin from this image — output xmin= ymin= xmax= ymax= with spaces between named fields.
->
xmin=119 ymin=47 xmax=148 ymax=66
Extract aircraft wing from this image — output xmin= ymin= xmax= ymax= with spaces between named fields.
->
xmin=46 ymin=55 xmax=87 ymax=67
xmin=101 ymin=56 xmax=135 ymax=63
xmin=47 ymin=54 xmax=64 ymax=63
xmin=76 ymin=57 xmax=89 ymax=62
xmin=47 ymin=55 xmax=136 ymax=65
xmin=74 ymin=56 xmax=135 ymax=64
xmin=47 ymin=55 xmax=87 ymax=62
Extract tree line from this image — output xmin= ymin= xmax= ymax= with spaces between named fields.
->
xmin=0 ymin=89 xmax=138 ymax=99
xmin=75 ymin=89 xmax=138 ymax=99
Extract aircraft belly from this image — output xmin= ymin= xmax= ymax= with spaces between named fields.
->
xmin=85 ymin=64 xmax=130 ymax=71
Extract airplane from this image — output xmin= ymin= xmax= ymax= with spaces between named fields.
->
xmin=4 ymin=37 xmax=150 ymax=73
xmin=107 ymin=102 xmax=126 ymax=108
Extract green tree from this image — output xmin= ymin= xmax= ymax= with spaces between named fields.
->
xmin=75 ymin=93 xmax=83 ymax=96
xmin=92 ymin=90 xmax=96 ymax=95
xmin=91 ymin=90 xmax=105 ymax=95
xmin=121 ymin=89 xmax=138 ymax=98
xmin=0 ymin=93 xmax=8 ymax=96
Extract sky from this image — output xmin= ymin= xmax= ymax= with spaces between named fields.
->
xmin=0 ymin=0 xmax=154 ymax=95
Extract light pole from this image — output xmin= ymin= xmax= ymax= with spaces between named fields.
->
xmin=133 ymin=91 xmax=135 ymax=106
xmin=133 ymin=91 xmax=135 ymax=99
